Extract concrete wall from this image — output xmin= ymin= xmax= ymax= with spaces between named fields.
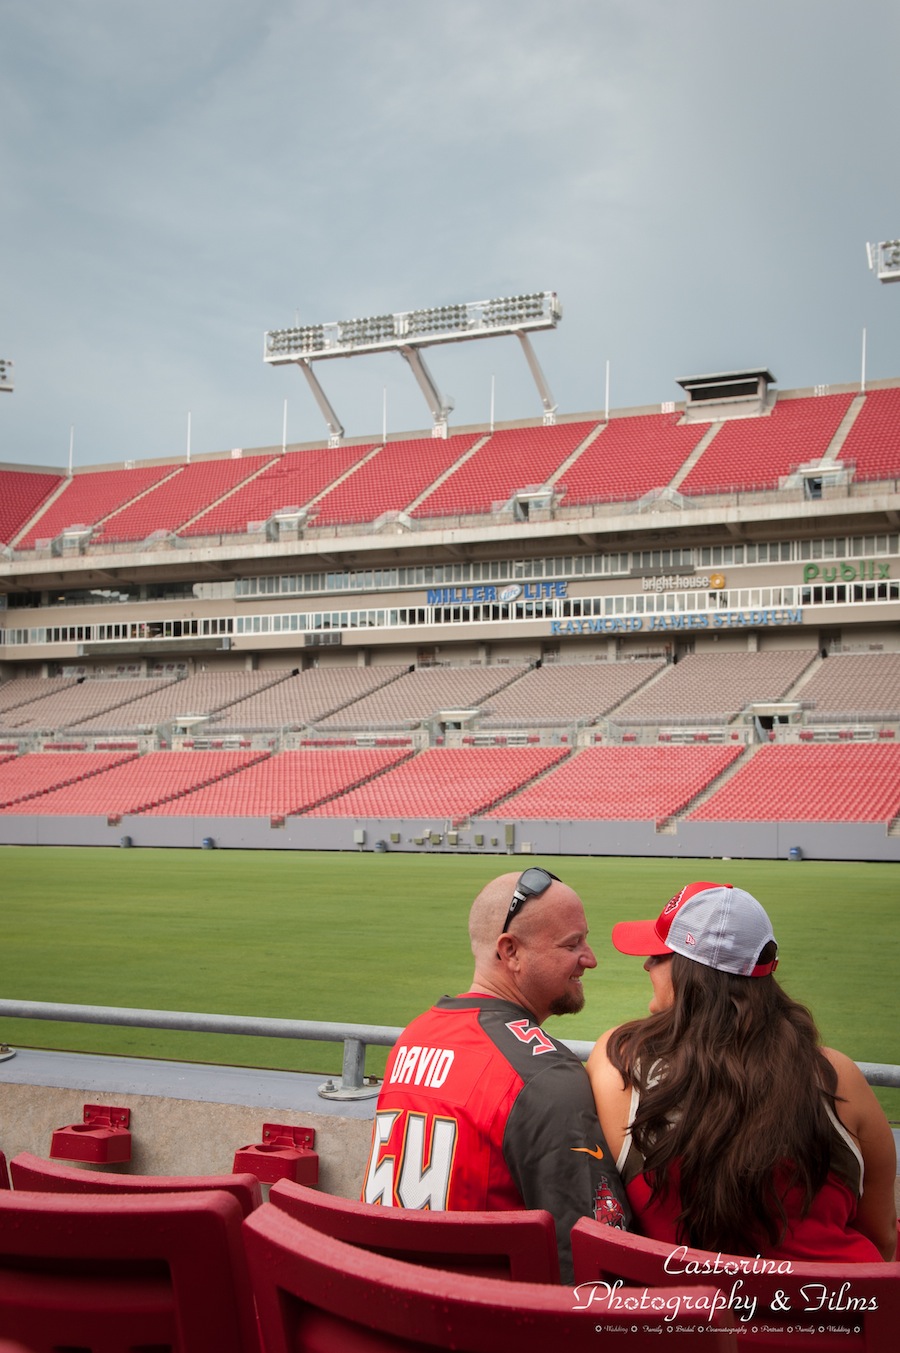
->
xmin=0 ymin=1051 xmax=374 ymax=1198
xmin=0 ymin=813 xmax=897 ymax=861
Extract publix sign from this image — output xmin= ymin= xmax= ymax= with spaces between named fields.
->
xmin=802 ymin=560 xmax=891 ymax=584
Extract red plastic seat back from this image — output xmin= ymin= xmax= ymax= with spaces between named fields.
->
xmin=9 ymin=1150 xmax=261 ymax=1216
xmin=0 ymin=1189 xmax=259 ymax=1353
xmin=243 ymin=1202 xmax=737 ymax=1352
xmin=268 ymin=1178 xmax=560 ymax=1282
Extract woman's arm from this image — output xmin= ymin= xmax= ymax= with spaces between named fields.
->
xmin=822 ymin=1046 xmax=898 ymax=1261
xmin=586 ymin=1027 xmax=634 ymax=1165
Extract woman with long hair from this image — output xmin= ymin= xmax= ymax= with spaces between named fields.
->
xmin=587 ymin=881 xmax=897 ymax=1261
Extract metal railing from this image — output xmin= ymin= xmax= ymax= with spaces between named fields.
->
xmin=1 ymin=1000 xmax=898 ymax=1101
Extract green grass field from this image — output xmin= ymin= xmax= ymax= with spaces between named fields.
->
xmin=2 ymin=847 xmax=897 ymax=1118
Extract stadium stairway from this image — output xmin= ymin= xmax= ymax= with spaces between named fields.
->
xmin=664 ymin=742 xmax=757 ymax=822
xmin=467 ymin=745 xmax=574 ymax=821
xmin=171 ymin=453 xmax=296 ymax=535
xmin=545 ymin=421 xmax=607 ymax=489
xmin=601 ymin=659 xmax=678 ymax=721
xmin=194 ymin=668 xmax=308 ymax=726
xmin=403 ymin=435 xmax=491 ymax=514
xmin=286 ymin=747 xmax=419 ymax=816
xmin=6 ymin=472 xmax=69 ymax=547
xmin=127 ymin=750 xmax=273 ymax=815
xmin=667 ymin=422 xmax=722 ymax=493
xmin=304 ymin=664 xmax=416 ymax=727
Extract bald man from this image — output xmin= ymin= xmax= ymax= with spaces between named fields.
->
xmin=361 ymin=868 xmax=629 ymax=1283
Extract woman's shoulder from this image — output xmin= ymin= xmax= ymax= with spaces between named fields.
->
xmin=819 ymin=1044 xmax=865 ymax=1086
xmin=586 ymin=1025 xmax=619 ymax=1072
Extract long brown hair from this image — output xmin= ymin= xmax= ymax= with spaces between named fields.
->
xmin=607 ymin=945 xmax=840 ymax=1254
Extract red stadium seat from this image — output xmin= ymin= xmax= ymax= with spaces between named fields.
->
xmin=9 ymin=1151 xmax=262 ymax=1216
xmin=0 ymin=1188 xmax=260 ymax=1352
xmin=267 ymin=1177 xmax=560 ymax=1282
xmin=243 ymin=1202 xmax=737 ymax=1351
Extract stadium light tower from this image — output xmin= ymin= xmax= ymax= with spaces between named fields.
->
xmin=866 ymin=239 xmax=900 ymax=284
xmin=264 ymin=291 xmax=562 ymax=443
xmin=0 ymin=357 xmax=13 ymax=393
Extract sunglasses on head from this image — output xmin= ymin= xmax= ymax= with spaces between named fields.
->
xmin=499 ymin=867 xmax=561 ymax=938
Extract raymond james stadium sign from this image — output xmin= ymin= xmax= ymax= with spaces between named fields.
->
xmin=551 ymin=609 xmax=804 ymax=636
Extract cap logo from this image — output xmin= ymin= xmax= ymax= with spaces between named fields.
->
xmin=684 ymin=931 xmax=696 ymax=946
xmin=663 ymin=887 xmax=686 ymax=917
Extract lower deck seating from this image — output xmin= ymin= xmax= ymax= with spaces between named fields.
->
xmin=485 ymin=745 xmax=744 ymax=820
xmin=142 ymin=747 xmax=414 ymax=816
xmin=0 ymin=751 xmax=140 ymax=810
xmin=304 ymin=746 xmax=570 ymax=818
xmin=687 ymin=741 xmax=900 ymax=822
xmin=0 ymin=750 xmax=267 ymax=815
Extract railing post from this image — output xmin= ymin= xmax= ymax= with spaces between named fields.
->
xmin=318 ymin=1036 xmax=382 ymax=1101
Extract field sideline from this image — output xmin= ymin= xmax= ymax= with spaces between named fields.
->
xmin=2 ymin=847 xmax=897 ymax=1117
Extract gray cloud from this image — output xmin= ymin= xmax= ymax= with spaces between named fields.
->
xmin=1 ymin=0 xmax=897 ymax=468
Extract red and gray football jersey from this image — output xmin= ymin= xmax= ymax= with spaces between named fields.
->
xmin=362 ymin=993 xmax=630 ymax=1281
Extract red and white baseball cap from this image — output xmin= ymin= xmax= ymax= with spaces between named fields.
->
xmin=612 ymin=881 xmax=778 ymax=978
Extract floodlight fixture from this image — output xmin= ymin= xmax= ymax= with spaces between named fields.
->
xmin=264 ymin=291 xmax=562 ymax=438
xmin=866 ymin=239 xmax=900 ymax=284
xmin=0 ymin=358 xmax=13 ymax=393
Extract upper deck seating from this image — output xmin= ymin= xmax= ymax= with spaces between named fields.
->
xmin=304 ymin=746 xmax=570 ymax=818
xmin=412 ymin=423 xmax=598 ymax=518
xmin=0 ymin=469 xmax=63 ymax=544
xmin=0 ymin=677 xmax=176 ymax=732
xmin=143 ymin=747 xmax=413 ymax=816
xmin=485 ymin=744 xmax=743 ymax=820
xmin=687 ymin=742 xmax=900 ymax=822
xmin=212 ymin=665 xmax=410 ymax=731
xmin=243 ymin=1202 xmax=736 ymax=1351
xmin=96 ymin=454 xmax=277 ymax=542
xmin=62 ymin=670 xmax=294 ymax=732
xmin=312 ymin=433 xmax=481 ymax=525
xmin=678 ymin=392 xmax=854 ymax=495
xmin=180 ymin=442 xmax=372 ymax=537
xmin=317 ymin=664 xmax=530 ymax=729
xmin=0 ymin=1188 xmax=259 ymax=1353
xmin=0 ymin=751 xmax=140 ymax=809
xmin=613 ymin=650 xmax=817 ymax=723
xmin=558 ymin=413 xmax=710 ymax=504
xmin=838 ymin=386 xmax=900 ymax=481
xmin=478 ymin=659 xmax=666 ymax=727
xmin=16 ymin=463 xmax=178 ymax=549
xmin=0 ymin=749 xmax=267 ymax=815
xmin=798 ymin=652 xmax=900 ymax=723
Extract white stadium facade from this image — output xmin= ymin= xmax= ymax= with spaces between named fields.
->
xmin=1 ymin=301 xmax=899 ymax=861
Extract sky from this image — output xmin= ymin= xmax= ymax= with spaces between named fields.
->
xmin=0 ymin=0 xmax=897 ymax=471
